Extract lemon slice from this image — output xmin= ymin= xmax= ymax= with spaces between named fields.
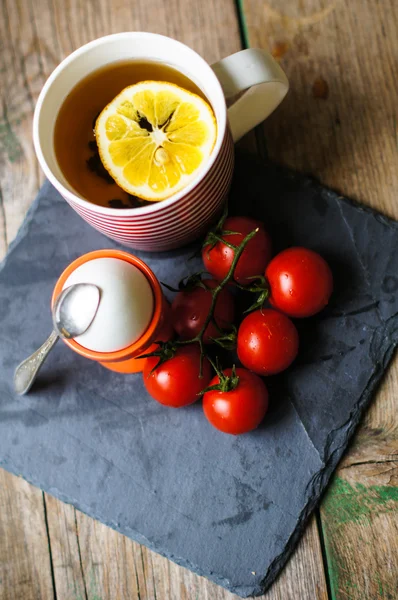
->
xmin=95 ymin=81 xmax=217 ymax=202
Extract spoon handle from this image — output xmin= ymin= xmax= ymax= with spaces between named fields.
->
xmin=14 ymin=330 xmax=59 ymax=395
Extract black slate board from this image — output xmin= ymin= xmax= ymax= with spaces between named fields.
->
xmin=1 ymin=153 xmax=397 ymax=597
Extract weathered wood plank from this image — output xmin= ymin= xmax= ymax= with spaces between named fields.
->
xmin=0 ymin=469 xmax=54 ymax=600
xmin=75 ymin=509 xmax=140 ymax=599
xmin=43 ymin=492 xmax=87 ymax=600
xmin=341 ymin=365 xmax=398 ymax=468
xmin=71 ymin=507 xmax=328 ymax=599
xmin=321 ymin=462 xmax=398 ymax=599
xmin=240 ymin=1 xmax=398 ymax=596
xmin=0 ymin=0 xmax=45 ymax=248
xmin=241 ymin=0 xmax=398 ymax=216
xmin=263 ymin=515 xmax=329 ymax=600
xmin=240 ymin=0 xmax=398 ymax=460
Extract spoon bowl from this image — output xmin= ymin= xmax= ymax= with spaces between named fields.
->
xmin=53 ymin=283 xmax=101 ymax=339
xmin=14 ymin=283 xmax=100 ymax=395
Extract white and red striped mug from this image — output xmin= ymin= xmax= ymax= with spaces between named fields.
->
xmin=33 ymin=33 xmax=288 ymax=252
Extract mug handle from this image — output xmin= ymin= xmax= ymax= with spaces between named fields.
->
xmin=211 ymin=48 xmax=289 ymax=142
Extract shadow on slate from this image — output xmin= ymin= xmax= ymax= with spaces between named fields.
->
xmin=0 ymin=151 xmax=398 ymax=597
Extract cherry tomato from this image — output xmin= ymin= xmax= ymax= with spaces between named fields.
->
xmin=203 ymin=368 xmax=269 ymax=435
xmin=202 ymin=216 xmax=272 ymax=284
xmin=266 ymin=247 xmax=333 ymax=318
xmin=143 ymin=345 xmax=212 ymax=408
xmin=237 ymin=309 xmax=299 ymax=375
xmin=171 ymin=279 xmax=235 ymax=343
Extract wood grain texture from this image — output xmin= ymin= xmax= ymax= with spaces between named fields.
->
xmin=46 ymin=496 xmax=328 ymax=600
xmin=262 ymin=515 xmax=329 ymax=600
xmin=241 ymin=2 xmax=398 ymax=596
xmin=321 ymin=462 xmax=398 ymax=599
xmin=0 ymin=0 xmax=328 ymax=598
xmin=241 ymin=0 xmax=398 ymax=453
xmin=340 ymin=365 xmax=398 ymax=468
xmin=43 ymin=493 xmax=86 ymax=600
xmin=241 ymin=0 xmax=398 ymax=216
xmin=0 ymin=469 xmax=54 ymax=600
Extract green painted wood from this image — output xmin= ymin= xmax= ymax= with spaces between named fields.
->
xmin=238 ymin=0 xmax=398 ymax=596
xmin=321 ymin=465 xmax=398 ymax=599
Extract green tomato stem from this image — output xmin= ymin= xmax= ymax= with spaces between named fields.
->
xmin=148 ymin=225 xmax=260 ymax=385
xmin=175 ymin=228 xmax=259 ymax=361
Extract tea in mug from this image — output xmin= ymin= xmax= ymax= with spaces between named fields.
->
xmin=54 ymin=60 xmax=216 ymax=208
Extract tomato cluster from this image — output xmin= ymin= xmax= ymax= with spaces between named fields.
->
xmin=142 ymin=215 xmax=333 ymax=436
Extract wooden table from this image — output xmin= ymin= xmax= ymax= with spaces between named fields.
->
xmin=0 ymin=1 xmax=397 ymax=598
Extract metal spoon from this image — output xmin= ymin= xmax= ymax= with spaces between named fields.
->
xmin=14 ymin=283 xmax=101 ymax=395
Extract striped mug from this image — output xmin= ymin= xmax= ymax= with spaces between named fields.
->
xmin=33 ymin=33 xmax=288 ymax=252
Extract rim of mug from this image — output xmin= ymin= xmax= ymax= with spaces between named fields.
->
xmin=51 ymin=249 xmax=164 ymax=362
xmin=33 ymin=32 xmax=228 ymax=217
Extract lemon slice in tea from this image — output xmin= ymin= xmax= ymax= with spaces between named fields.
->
xmin=95 ymin=81 xmax=217 ymax=202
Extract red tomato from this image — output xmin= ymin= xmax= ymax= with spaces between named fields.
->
xmin=202 ymin=216 xmax=272 ymax=284
xmin=266 ymin=247 xmax=333 ymax=318
xmin=237 ymin=309 xmax=299 ymax=375
xmin=203 ymin=368 xmax=269 ymax=435
xmin=171 ymin=279 xmax=235 ymax=343
xmin=143 ymin=345 xmax=212 ymax=408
